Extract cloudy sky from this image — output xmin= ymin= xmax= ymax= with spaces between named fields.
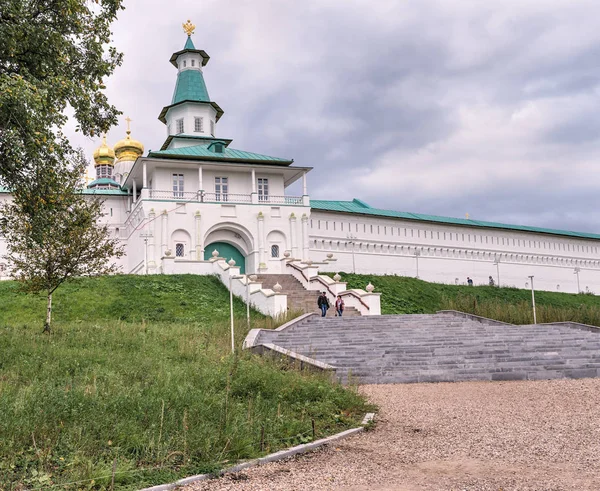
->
xmin=70 ymin=0 xmax=600 ymax=233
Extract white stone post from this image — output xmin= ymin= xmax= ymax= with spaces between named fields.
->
xmin=257 ymin=211 xmax=266 ymax=271
xmin=198 ymin=165 xmax=203 ymax=194
xmin=302 ymin=171 xmax=309 ymax=206
xmin=194 ymin=211 xmax=202 ymax=260
xmin=290 ymin=212 xmax=299 ymax=258
xmin=133 ymin=179 xmax=137 ymax=204
xmin=142 ymin=161 xmax=147 ymax=188
xmin=301 ymin=213 xmax=309 ymax=260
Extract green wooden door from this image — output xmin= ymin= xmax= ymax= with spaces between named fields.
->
xmin=204 ymin=242 xmax=246 ymax=274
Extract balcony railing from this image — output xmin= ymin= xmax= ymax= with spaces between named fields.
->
xmin=148 ymin=190 xmax=303 ymax=205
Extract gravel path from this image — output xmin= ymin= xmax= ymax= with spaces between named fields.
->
xmin=187 ymin=379 xmax=600 ymax=490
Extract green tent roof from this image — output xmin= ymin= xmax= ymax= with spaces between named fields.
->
xmin=149 ymin=143 xmax=293 ymax=164
xmin=310 ymin=199 xmax=600 ymax=241
xmin=171 ymin=69 xmax=210 ymax=104
xmin=184 ymin=36 xmax=195 ymax=50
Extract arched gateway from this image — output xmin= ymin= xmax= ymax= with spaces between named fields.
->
xmin=204 ymin=242 xmax=246 ymax=274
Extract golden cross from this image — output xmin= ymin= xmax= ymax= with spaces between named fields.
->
xmin=125 ymin=116 xmax=132 ymax=132
xmin=465 ymin=212 xmax=470 ymax=219
xmin=183 ymin=20 xmax=195 ymax=36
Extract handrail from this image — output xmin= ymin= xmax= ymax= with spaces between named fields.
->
xmin=286 ymin=262 xmax=370 ymax=311
xmin=286 ymin=262 xmax=310 ymax=282
xmin=310 ymin=276 xmax=370 ymax=311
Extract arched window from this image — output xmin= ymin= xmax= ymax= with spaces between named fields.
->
xmin=271 ymin=245 xmax=279 ymax=258
xmin=176 ymin=243 xmax=184 ymax=257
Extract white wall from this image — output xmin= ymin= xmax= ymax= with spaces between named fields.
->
xmin=165 ymin=103 xmax=217 ymax=140
xmin=310 ymin=210 xmax=600 ymax=294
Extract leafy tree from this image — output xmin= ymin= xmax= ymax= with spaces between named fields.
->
xmin=0 ymin=0 xmax=124 ymax=188
xmin=0 ymin=152 xmax=125 ymax=332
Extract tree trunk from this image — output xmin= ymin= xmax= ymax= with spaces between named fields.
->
xmin=43 ymin=292 xmax=52 ymax=333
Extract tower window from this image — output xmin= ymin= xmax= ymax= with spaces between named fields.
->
xmin=191 ymin=59 xmax=195 ymax=67
xmin=172 ymin=173 xmax=184 ymax=198
xmin=176 ymin=243 xmax=185 ymax=257
xmin=210 ymin=120 xmax=215 ymax=136
xmin=194 ymin=117 xmax=204 ymax=132
xmin=176 ymin=118 xmax=184 ymax=134
xmin=258 ymin=178 xmax=269 ymax=201
xmin=215 ymin=176 xmax=228 ymax=201
xmin=183 ymin=60 xmax=187 ymax=68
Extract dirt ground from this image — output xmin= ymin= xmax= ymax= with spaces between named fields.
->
xmin=187 ymin=379 xmax=600 ymax=490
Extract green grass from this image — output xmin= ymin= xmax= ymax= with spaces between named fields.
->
xmin=0 ymin=275 xmax=371 ymax=490
xmin=332 ymin=273 xmax=600 ymax=325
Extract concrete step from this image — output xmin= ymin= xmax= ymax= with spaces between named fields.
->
xmin=252 ymin=313 xmax=600 ymax=384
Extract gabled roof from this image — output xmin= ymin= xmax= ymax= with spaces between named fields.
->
xmin=310 ymin=199 xmax=600 ymax=241
xmin=87 ymin=177 xmax=120 ymax=188
xmin=148 ymin=143 xmax=293 ymax=165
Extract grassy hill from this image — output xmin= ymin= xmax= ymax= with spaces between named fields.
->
xmin=0 ymin=275 xmax=371 ymax=490
xmin=334 ymin=273 xmax=600 ymax=325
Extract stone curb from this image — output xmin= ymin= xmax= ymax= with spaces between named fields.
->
xmin=243 ymin=312 xmax=317 ymax=349
xmin=138 ymin=413 xmax=375 ymax=491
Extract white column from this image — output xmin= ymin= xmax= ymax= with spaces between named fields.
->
xmin=290 ymin=213 xmax=299 ymax=258
xmin=132 ymin=179 xmax=137 ymax=204
xmin=194 ymin=211 xmax=202 ymax=260
xmin=302 ymin=171 xmax=307 ymax=195
xmin=301 ymin=213 xmax=309 ymax=260
xmin=142 ymin=161 xmax=147 ymax=188
xmin=161 ymin=210 xmax=168 ymax=256
xmin=148 ymin=208 xmax=156 ymax=270
xmin=198 ymin=165 xmax=203 ymax=191
xmin=257 ymin=211 xmax=265 ymax=270
xmin=251 ymin=168 xmax=258 ymax=204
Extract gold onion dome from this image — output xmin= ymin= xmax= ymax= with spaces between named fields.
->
xmin=93 ymin=135 xmax=115 ymax=166
xmin=114 ymin=118 xmax=144 ymax=162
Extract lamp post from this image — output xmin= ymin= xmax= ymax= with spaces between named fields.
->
xmin=346 ymin=234 xmax=357 ymax=273
xmin=493 ymin=255 xmax=501 ymax=287
xmin=528 ymin=275 xmax=537 ymax=324
xmin=247 ymin=274 xmax=257 ymax=330
xmin=574 ymin=267 xmax=581 ymax=293
xmin=414 ymin=250 xmax=421 ymax=278
xmin=140 ymin=231 xmax=153 ymax=275
xmin=227 ymin=258 xmax=242 ymax=354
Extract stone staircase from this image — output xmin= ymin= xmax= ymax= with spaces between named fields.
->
xmin=255 ymin=274 xmax=361 ymax=316
xmin=251 ymin=312 xmax=600 ymax=384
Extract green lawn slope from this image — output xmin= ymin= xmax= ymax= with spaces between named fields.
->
xmin=0 ymin=275 xmax=371 ymax=490
xmin=335 ymin=273 xmax=600 ymax=325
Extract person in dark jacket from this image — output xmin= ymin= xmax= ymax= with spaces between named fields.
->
xmin=317 ymin=292 xmax=330 ymax=317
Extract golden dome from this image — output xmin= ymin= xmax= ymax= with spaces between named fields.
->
xmin=114 ymin=118 xmax=144 ymax=163
xmin=93 ymin=135 xmax=115 ymax=166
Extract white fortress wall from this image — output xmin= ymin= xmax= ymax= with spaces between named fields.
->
xmin=310 ymin=210 xmax=600 ymax=294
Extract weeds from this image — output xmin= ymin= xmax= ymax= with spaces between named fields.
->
xmin=0 ymin=276 xmax=372 ymax=490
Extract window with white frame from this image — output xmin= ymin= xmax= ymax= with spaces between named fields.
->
xmin=176 ymin=243 xmax=185 ymax=257
xmin=176 ymin=118 xmax=184 ymax=134
xmin=258 ymin=178 xmax=269 ymax=201
xmin=215 ymin=176 xmax=228 ymax=201
xmin=172 ymin=173 xmax=184 ymax=198
xmin=271 ymin=245 xmax=280 ymax=258
xmin=194 ymin=117 xmax=204 ymax=132
xmin=210 ymin=120 xmax=215 ymax=136
xmin=183 ymin=60 xmax=187 ymax=68
xmin=191 ymin=59 xmax=195 ymax=67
